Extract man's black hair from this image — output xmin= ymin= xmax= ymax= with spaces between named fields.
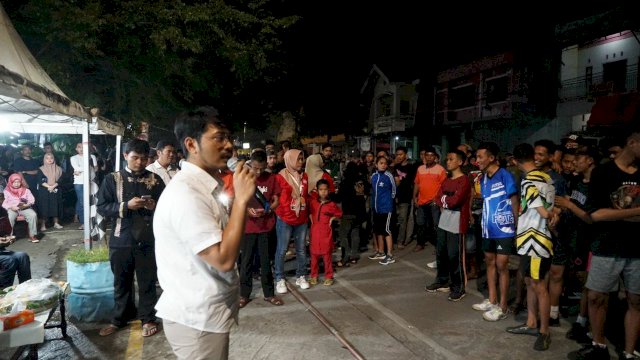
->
xmin=43 ymin=142 xmax=53 ymax=147
xmin=251 ymin=149 xmax=267 ymax=163
xmin=533 ymin=139 xmax=556 ymax=155
xmin=281 ymin=140 xmax=291 ymax=149
xmin=396 ymin=146 xmax=408 ymax=154
xmin=422 ymin=146 xmax=436 ymax=154
xmin=125 ymin=138 xmax=151 ymax=155
xmin=265 ymin=139 xmax=275 ymax=147
xmin=316 ymin=178 xmax=330 ymax=189
xmin=449 ymin=149 xmax=467 ymax=162
xmin=477 ymin=142 xmax=500 ymax=158
xmin=174 ymin=106 xmax=227 ymax=157
xmin=513 ymin=143 xmax=534 ymax=163
xmin=321 ymin=143 xmax=333 ymax=150
xmin=575 ymin=145 xmax=601 ymax=163
xmin=156 ymin=140 xmax=175 ymax=152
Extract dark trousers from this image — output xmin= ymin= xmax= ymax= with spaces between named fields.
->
xmin=435 ymin=229 xmax=465 ymax=292
xmin=109 ymin=245 xmax=157 ymax=326
xmin=0 ymin=250 xmax=31 ymax=289
xmin=240 ymin=233 xmax=275 ymax=299
xmin=338 ymin=215 xmax=361 ymax=263
xmin=416 ymin=203 xmax=440 ymax=247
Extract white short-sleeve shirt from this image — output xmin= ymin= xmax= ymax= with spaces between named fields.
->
xmin=153 ymin=161 xmax=238 ymax=333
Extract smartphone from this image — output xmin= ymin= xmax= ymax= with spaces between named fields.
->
xmin=141 ymin=195 xmax=152 ymax=202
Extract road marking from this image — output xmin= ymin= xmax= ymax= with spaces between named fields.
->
xmin=125 ymin=320 xmax=143 ymax=360
xmin=338 ymin=277 xmax=462 ymax=360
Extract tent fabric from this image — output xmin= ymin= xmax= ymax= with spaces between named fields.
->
xmin=588 ymin=93 xmax=640 ymax=128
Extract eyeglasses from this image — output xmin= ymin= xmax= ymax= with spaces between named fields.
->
xmin=212 ymin=133 xmax=237 ymax=144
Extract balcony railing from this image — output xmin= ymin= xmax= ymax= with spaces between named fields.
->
xmin=559 ymin=64 xmax=638 ymax=102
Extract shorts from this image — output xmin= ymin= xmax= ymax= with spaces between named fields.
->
xmin=482 ymin=237 xmax=514 ymax=255
xmin=373 ymin=213 xmax=392 ymax=236
xmin=551 ymin=235 xmax=569 ymax=266
xmin=585 ymin=256 xmax=640 ymax=294
xmin=520 ymin=255 xmax=552 ymax=280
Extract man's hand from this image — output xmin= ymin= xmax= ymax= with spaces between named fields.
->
xmin=127 ymin=197 xmax=147 ymax=210
xmin=554 ymin=195 xmax=571 ymax=209
xmin=233 ymin=160 xmax=256 ymax=205
xmin=248 ymin=208 xmax=265 ymax=218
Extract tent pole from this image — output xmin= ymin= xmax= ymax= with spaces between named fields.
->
xmin=83 ymin=120 xmax=92 ymax=250
xmin=115 ymin=135 xmax=122 ymax=171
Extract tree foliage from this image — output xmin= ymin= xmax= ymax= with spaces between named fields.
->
xmin=6 ymin=0 xmax=300 ymax=133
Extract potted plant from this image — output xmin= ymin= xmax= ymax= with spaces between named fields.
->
xmin=65 ymin=246 xmax=114 ymax=322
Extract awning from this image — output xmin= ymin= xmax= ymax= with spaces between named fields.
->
xmin=588 ymin=93 xmax=640 ymax=128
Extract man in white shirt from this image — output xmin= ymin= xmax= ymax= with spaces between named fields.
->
xmin=70 ymin=142 xmax=97 ymax=229
xmin=146 ymin=140 xmax=179 ymax=185
xmin=154 ymin=107 xmax=256 ymax=360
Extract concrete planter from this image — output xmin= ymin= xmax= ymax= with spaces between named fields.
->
xmin=66 ymin=260 xmax=114 ymax=322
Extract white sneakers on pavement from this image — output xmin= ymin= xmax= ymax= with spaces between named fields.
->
xmin=426 ymin=261 xmax=437 ymax=269
xmin=472 ymin=299 xmax=493 ymax=311
xmin=473 ymin=299 xmax=507 ymax=321
xmin=296 ymin=276 xmax=310 ymax=290
xmin=276 ymin=279 xmax=287 ymax=294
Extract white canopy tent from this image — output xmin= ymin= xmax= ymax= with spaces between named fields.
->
xmin=0 ymin=2 xmax=125 ymax=249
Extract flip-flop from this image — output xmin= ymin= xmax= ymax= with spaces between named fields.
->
xmin=142 ymin=322 xmax=159 ymax=337
xmin=99 ymin=324 xmax=120 ymax=337
xmin=264 ymin=296 xmax=284 ymax=306
xmin=239 ymin=297 xmax=251 ymax=308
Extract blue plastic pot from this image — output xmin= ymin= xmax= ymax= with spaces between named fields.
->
xmin=66 ymin=260 xmax=114 ymax=322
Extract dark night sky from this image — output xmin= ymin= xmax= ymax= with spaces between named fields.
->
xmin=283 ymin=2 xmax=621 ymax=127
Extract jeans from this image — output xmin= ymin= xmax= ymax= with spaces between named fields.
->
xmin=0 ymin=250 xmax=31 ymax=288
xmin=416 ymin=202 xmax=440 ymax=247
xmin=74 ymin=184 xmax=84 ymax=224
xmin=274 ymin=218 xmax=308 ymax=281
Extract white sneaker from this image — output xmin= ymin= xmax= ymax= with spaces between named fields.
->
xmin=296 ymin=276 xmax=310 ymax=290
xmin=53 ymin=223 xmax=63 ymax=229
xmin=482 ymin=305 xmax=507 ymax=321
xmin=472 ymin=299 xmax=493 ymax=311
xmin=426 ymin=261 xmax=437 ymax=269
xmin=276 ymin=279 xmax=287 ymax=294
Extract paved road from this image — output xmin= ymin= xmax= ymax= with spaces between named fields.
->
xmin=1 ymin=229 xmax=613 ymax=359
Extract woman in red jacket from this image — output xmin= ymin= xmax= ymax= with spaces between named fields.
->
xmin=274 ymin=149 xmax=310 ymax=294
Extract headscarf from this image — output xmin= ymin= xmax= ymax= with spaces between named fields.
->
xmin=305 ymin=154 xmax=325 ymax=195
xmin=6 ymin=173 xmax=27 ymax=198
xmin=278 ymin=149 xmax=303 ymax=216
xmin=40 ymin=153 xmax=63 ymax=186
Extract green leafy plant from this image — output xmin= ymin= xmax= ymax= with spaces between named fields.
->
xmin=65 ymin=246 xmax=109 ymax=264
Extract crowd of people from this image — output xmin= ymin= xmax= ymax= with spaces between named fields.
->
xmin=1 ymin=110 xmax=639 ymax=359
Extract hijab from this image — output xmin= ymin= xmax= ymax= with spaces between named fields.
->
xmin=40 ymin=153 xmax=63 ymax=186
xmin=6 ymin=173 xmax=27 ymax=198
xmin=305 ymin=154 xmax=325 ymax=195
xmin=278 ymin=149 xmax=304 ymax=216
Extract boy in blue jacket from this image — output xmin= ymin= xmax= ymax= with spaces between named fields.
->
xmin=368 ymin=156 xmax=396 ymax=265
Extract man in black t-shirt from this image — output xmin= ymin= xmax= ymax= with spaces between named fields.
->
xmin=393 ymin=146 xmax=417 ymax=249
xmin=573 ymin=131 xmax=640 ymax=360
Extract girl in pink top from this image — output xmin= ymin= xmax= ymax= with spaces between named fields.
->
xmin=2 ymin=173 xmax=39 ymax=242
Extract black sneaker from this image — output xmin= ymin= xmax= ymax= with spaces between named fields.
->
xmin=566 ymin=323 xmax=591 ymax=344
xmin=379 ymin=255 xmax=396 ymax=265
xmin=549 ymin=316 xmax=560 ymax=327
xmin=575 ymin=344 xmax=610 ymax=360
xmin=448 ymin=290 xmax=466 ymax=302
xmin=506 ymin=324 xmax=539 ymax=336
xmin=533 ymin=332 xmax=551 ymax=351
xmin=425 ymin=283 xmax=450 ymax=293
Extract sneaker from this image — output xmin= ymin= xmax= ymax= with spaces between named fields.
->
xmin=425 ymin=283 xmax=450 ymax=293
xmin=426 ymin=260 xmax=437 ymax=269
xmin=448 ymin=290 xmax=466 ymax=302
xmin=53 ymin=223 xmax=63 ymax=229
xmin=533 ymin=333 xmax=551 ymax=351
xmin=78 ymin=225 xmax=84 ymax=230
xmin=323 ymin=278 xmax=334 ymax=286
xmin=276 ymin=279 xmax=287 ymax=294
xmin=472 ymin=299 xmax=494 ymax=311
xmin=40 ymin=226 xmax=47 ymax=232
xmin=506 ymin=323 xmax=539 ymax=336
xmin=483 ymin=305 xmax=507 ymax=321
xmin=296 ymin=276 xmax=310 ymax=290
xmin=575 ymin=344 xmax=610 ymax=360
xmin=368 ymin=252 xmax=385 ymax=260
xmin=549 ymin=316 xmax=560 ymax=327
xmin=308 ymin=277 xmax=318 ymax=286
xmin=379 ymin=255 xmax=395 ymax=265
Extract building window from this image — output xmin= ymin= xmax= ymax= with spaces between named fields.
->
xmin=449 ymin=84 xmax=475 ymax=109
xmin=376 ymin=93 xmax=393 ymax=118
xmin=485 ymin=76 xmax=508 ymax=103
xmin=603 ymin=59 xmax=627 ymax=92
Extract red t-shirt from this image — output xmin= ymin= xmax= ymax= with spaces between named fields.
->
xmin=245 ymin=173 xmax=281 ymax=234
xmin=274 ymin=172 xmax=309 ymax=226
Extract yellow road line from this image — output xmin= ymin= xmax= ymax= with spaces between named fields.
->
xmin=125 ymin=320 xmax=143 ymax=360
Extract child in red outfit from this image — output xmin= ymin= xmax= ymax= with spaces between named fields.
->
xmin=309 ymin=179 xmax=342 ymax=286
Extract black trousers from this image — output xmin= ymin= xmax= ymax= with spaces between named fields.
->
xmin=338 ymin=215 xmax=361 ymax=263
xmin=109 ymin=244 xmax=157 ymax=326
xmin=435 ymin=229 xmax=465 ymax=293
xmin=240 ymin=233 xmax=275 ymax=299
xmin=416 ymin=203 xmax=440 ymax=247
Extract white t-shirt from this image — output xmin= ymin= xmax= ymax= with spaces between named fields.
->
xmin=146 ymin=160 xmax=179 ymax=186
xmin=70 ymin=154 xmax=97 ymax=184
xmin=153 ymin=161 xmax=238 ymax=333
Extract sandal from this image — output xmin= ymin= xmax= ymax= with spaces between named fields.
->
xmin=264 ymin=296 xmax=284 ymax=306
xmin=142 ymin=322 xmax=159 ymax=337
xmin=239 ymin=297 xmax=250 ymax=308
xmin=99 ymin=324 xmax=120 ymax=337
xmin=29 ymin=236 xmax=40 ymax=243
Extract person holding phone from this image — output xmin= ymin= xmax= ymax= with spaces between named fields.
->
xmin=2 ymin=173 xmax=39 ymax=243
